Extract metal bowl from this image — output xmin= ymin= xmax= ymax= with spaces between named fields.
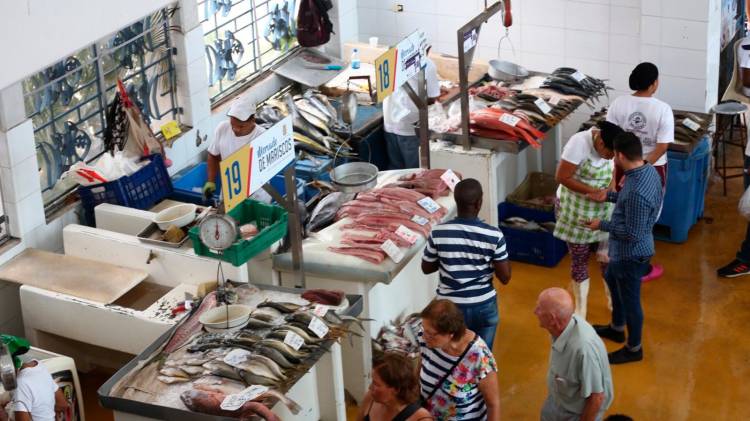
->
xmin=330 ymin=162 xmax=378 ymax=193
xmin=488 ymin=59 xmax=529 ymax=82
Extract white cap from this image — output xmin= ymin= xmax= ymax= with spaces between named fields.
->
xmin=227 ymin=97 xmax=257 ymax=121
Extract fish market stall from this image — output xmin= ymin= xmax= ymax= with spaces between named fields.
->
xmin=99 ymin=283 xmax=363 ymax=421
xmin=273 ymin=168 xmax=458 ymax=399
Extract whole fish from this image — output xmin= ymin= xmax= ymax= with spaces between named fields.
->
xmin=158 ymin=375 xmax=190 ymax=384
xmin=296 ymin=99 xmax=333 ymax=135
xmin=203 ymin=360 xmax=242 ymax=381
xmin=269 ymin=325 xmax=326 ymax=344
xmin=181 ymin=365 xmax=206 ymax=376
xmin=180 ymin=390 xmax=281 ymax=420
xmin=193 ymin=375 xmax=246 ymax=395
xmin=257 ymin=346 xmax=298 ymax=368
xmin=163 ymin=292 xmax=217 ymax=354
xmin=245 ymin=318 xmax=278 ymax=330
xmin=257 ymin=301 xmax=304 ymax=314
xmin=160 ymin=367 xmax=189 ymax=378
xmin=256 ymin=389 xmax=302 ymax=415
xmin=306 ymin=192 xmax=355 ymax=235
xmin=257 ymin=339 xmax=308 ymax=361
xmin=303 ymin=90 xmax=334 ymax=123
xmin=250 ymin=311 xmax=282 ymax=324
xmin=239 ymin=368 xmax=281 ymax=387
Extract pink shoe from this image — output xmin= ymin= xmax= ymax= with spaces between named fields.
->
xmin=641 ymin=263 xmax=664 ymax=283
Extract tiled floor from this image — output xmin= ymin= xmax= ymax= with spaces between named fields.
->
xmin=78 ymin=171 xmax=750 ymax=420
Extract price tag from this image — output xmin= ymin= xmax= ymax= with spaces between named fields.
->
xmin=440 ymin=169 xmax=460 ymax=191
xmin=418 ymin=197 xmax=441 ymax=214
xmin=463 ymin=28 xmax=478 ymax=53
xmin=284 ymin=331 xmax=305 ymax=351
xmin=534 ymin=98 xmax=552 ymax=114
xmin=499 ymin=113 xmax=521 ymax=127
xmin=160 ymin=121 xmax=182 ymax=140
xmin=683 ymin=118 xmax=700 ymax=131
xmin=395 ymin=225 xmax=419 ymax=245
xmin=223 ymin=349 xmax=251 ymax=367
xmin=411 ymin=215 xmax=429 ymax=226
xmin=571 ymin=71 xmax=586 ymax=82
xmin=549 ymin=95 xmax=561 ymax=106
xmin=220 ymin=385 xmax=270 ymax=411
xmin=308 ymin=316 xmax=330 ymax=338
xmin=312 ymin=304 xmax=329 ymax=317
xmin=380 ymin=239 xmax=405 ymax=263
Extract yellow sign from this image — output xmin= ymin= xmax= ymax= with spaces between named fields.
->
xmin=375 ymin=47 xmax=397 ymax=103
xmin=220 ymin=145 xmax=251 ymax=213
xmin=160 ymin=121 xmax=182 ymax=140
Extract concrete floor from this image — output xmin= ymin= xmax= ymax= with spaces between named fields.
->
xmin=78 ymin=173 xmax=750 ymax=420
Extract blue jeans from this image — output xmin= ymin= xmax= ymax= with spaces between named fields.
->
xmin=457 ymin=297 xmax=499 ymax=350
xmin=737 ymin=156 xmax=750 ymax=262
xmin=384 ymin=132 xmax=420 ymax=169
xmin=605 ymin=259 xmax=650 ymax=349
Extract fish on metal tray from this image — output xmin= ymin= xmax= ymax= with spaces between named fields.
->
xmin=257 ymin=300 xmax=305 ymax=314
xmin=303 ymin=90 xmax=334 ymax=123
xmin=193 ymin=375 xmax=247 ymax=395
xmin=159 ymin=367 xmax=189 ymax=379
xmin=158 ymin=375 xmax=190 ymax=384
xmin=245 ymin=317 xmax=278 ymax=330
xmin=180 ymin=389 xmax=280 ymax=420
xmin=257 ymin=345 xmax=299 ymax=368
xmin=202 ymin=360 xmax=243 ymax=381
xmin=257 ymin=339 xmax=309 ymax=361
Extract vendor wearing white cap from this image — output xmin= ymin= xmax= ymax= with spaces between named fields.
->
xmin=203 ymin=96 xmax=266 ymax=199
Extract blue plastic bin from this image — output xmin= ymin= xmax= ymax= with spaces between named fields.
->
xmin=497 ymin=202 xmax=567 ymax=267
xmin=170 ymin=162 xmax=221 ymax=205
xmin=654 ymin=137 xmax=710 ymax=243
xmin=295 ymin=155 xmax=332 ymax=182
xmin=269 ymin=174 xmax=305 ymax=201
xmin=78 ymin=154 xmax=173 ymax=226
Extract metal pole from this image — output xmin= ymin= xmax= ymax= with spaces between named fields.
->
xmin=402 ymin=68 xmax=430 ymax=169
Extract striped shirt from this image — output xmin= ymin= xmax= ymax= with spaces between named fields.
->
xmin=417 ymin=323 xmax=497 ymax=421
xmin=599 ymin=164 xmax=663 ymax=262
xmin=423 ymin=217 xmax=509 ymax=305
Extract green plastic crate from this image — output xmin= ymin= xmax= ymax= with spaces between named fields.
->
xmin=189 ymin=199 xmax=288 ymax=266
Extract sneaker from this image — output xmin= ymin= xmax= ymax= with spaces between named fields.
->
xmin=641 ymin=263 xmax=664 ymax=283
xmin=717 ymin=259 xmax=750 ymax=278
xmin=608 ymin=346 xmax=643 ymax=364
xmin=593 ymin=324 xmax=625 ymax=343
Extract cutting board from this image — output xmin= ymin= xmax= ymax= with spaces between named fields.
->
xmin=0 ymin=249 xmax=148 ymax=304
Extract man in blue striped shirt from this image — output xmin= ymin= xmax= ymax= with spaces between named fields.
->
xmin=584 ymin=132 xmax=663 ymax=365
xmin=422 ymin=178 xmax=512 ymax=349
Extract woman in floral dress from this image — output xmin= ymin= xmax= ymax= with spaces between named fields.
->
xmin=417 ymin=299 xmax=499 ymax=421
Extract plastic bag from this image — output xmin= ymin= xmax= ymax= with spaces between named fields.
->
xmin=596 ymin=235 xmax=610 ymax=264
xmin=61 ymin=151 xmax=144 ymax=186
xmin=739 ymin=185 xmax=750 ymax=220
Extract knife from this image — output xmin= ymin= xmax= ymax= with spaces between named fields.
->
xmin=303 ymin=65 xmax=344 ymax=70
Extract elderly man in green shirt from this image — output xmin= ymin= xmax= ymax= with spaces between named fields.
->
xmin=535 ymin=288 xmax=613 ymax=421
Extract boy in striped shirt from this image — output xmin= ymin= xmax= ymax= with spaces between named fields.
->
xmin=422 ymin=178 xmax=512 ymax=349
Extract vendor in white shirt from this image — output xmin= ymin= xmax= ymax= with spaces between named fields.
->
xmin=203 ymin=96 xmax=266 ymax=199
xmin=382 ymin=47 xmax=441 ymax=169
xmin=606 ymin=62 xmax=673 ymax=283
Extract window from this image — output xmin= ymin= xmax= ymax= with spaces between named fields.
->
xmin=22 ymin=7 xmax=181 ymax=216
xmin=199 ymin=0 xmax=299 ymax=104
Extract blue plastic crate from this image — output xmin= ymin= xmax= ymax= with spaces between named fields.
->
xmin=654 ymin=137 xmax=710 ymax=243
xmin=170 ymin=162 xmax=221 ymax=205
xmin=295 ymin=155 xmax=332 ymax=182
xmin=269 ymin=174 xmax=305 ymax=201
xmin=79 ymin=154 xmax=172 ymax=226
xmin=497 ymin=202 xmax=567 ymax=267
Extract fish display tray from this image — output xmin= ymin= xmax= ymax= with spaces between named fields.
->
xmin=669 ymin=110 xmax=711 ymax=154
xmin=98 ymin=285 xmax=363 ymax=421
xmin=498 ymin=202 xmax=567 ymax=267
xmin=507 ymin=172 xmax=558 ymax=213
xmin=189 ymin=200 xmax=288 ymax=267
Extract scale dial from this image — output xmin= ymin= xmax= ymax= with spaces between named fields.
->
xmin=199 ymin=214 xmax=239 ymax=251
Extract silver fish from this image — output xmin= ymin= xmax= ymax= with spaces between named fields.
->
xmin=203 ymin=360 xmax=242 ymax=381
xmin=193 ymin=375 xmax=246 ymax=395
xmin=257 ymin=389 xmax=302 ymax=414
xmin=306 ymin=192 xmax=356 ymax=235
xmin=180 ymin=365 xmax=206 ymax=376
xmin=159 ymin=367 xmax=189 ymax=378
xmin=157 ymin=375 xmax=190 ymax=384
xmin=257 ymin=346 xmax=297 ymax=368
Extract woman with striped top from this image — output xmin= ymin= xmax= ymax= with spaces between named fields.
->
xmin=418 ymin=300 xmax=500 ymax=421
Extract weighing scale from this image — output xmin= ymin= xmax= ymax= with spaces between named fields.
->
xmin=0 ymin=343 xmax=15 ymax=391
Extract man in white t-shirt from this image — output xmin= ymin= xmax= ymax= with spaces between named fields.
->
xmin=382 ymin=48 xmax=441 ymax=169
xmin=606 ymin=62 xmax=673 ymax=283
xmin=203 ymin=96 xmax=266 ymax=199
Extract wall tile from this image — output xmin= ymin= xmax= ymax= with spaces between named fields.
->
xmin=610 ymin=6 xmax=640 ymax=35
xmin=642 ymin=0 xmax=661 ymax=16
xmin=6 ymin=191 xmax=45 ymax=237
xmin=478 ymin=14 xmax=522 ymax=50
xmin=660 ymin=47 xmax=708 ymax=79
xmin=520 ymin=0 xmax=566 ymax=28
xmin=177 ymin=0 xmax=201 ymax=30
xmin=433 ymin=42 xmax=457 ymax=57
xmin=398 ymin=0 xmax=437 ymax=14
xmin=358 ymin=0 xmax=378 ymax=9
xmin=436 ymin=15 xmax=468 ymax=46
xmin=520 ymin=25 xmax=565 ymax=56
xmin=641 ymin=44 xmax=661 ymax=63
xmin=661 ymin=0 xmax=709 ymax=22
xmin=661 ymin=18 xmax=708 ymax=51
xmin=0 ymin=83 xmax=26 ymax=132
xmin=396 ymin=11 xmax=437 ymax=41
xmin=658 ymin=75 xmax=707 ymax=109
xmin=641 ymin=16 xmax=661 ymax=45
xmin=0 ymin=120 xmax=35 ymax=169
xmin=566 ymin=2 xmax=610 ymax=33
xmin=609 ymin=35 xmax=640 ymax=64
xmin=174 ymin=26 xmax=206 ymax=68
xmin=520 ymin=52 xmax=565 ymax=74
xmin=375 ymin=8 xmax=399 ymax=39
xmin=2 ymin=155 xmax=42 ymax=203
xmin=609 ymin=61 xmax=637 ymax=91
xmin=565 ymin=30 xmax=609 ymax=61
xmin=612 ymin=0 xmax=639 ymax=6
xmin=339 ymin=8 xmax=360 ymax=44
xmin=564 ymin=57 xmax=610 ymax=80
xmin=358 ymin=7 xmax=378 ymax=35
xmin=436 ymin=0 xmax=482 ymax=17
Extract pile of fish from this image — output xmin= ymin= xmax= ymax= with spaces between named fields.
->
xmin=468 ymin=82 xmax=511 ymax=101
xmin=469 ymin=107 xmax=545 ymax=148
xmin=155 ymin=293 xmax=365 ymax=419
xmin=541 ymin=67 xmax=610 ymax=103
xmin=577 ymin=107 xmax=608 ymax=132
xmin=383 ymin=168 xmax=458 ymax=198
xmin=496 ymin=93 xmax=584 ymax=131
xmin=500 ymin=216 xmax=556 ymax=233
xmin=256 ymin=89 xmax=356 ymax=159
xmin=372 ymin=313 xmax=421 ymax=360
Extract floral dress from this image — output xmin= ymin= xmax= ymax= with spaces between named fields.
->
xmin=418 ymin=324 xmax=498 ymax=421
